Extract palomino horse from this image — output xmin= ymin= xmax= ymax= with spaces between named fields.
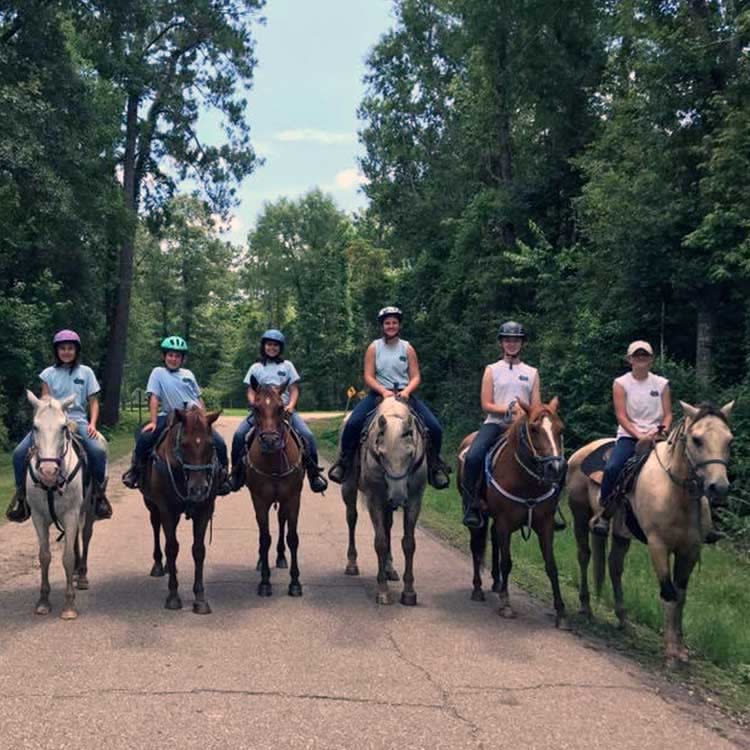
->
xmin=567 ymin=401 xmax=733 ymax=664
xmin=244 ymin=384 xmax=305 ymax=597
xmin=458 ymin=398 xmax=568 ymax=626
xmin=24 ymin=391 xmax=87 ymax=618
xmin=340 ymin=396 xmax=427 ymax=605
xmin=140 ymin=406 xmax=221 ymax=613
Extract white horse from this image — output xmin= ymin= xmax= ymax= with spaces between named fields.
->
xmin=25 ymin=390 xmax=87 ymax=619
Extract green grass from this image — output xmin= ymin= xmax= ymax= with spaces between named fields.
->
xmin=310 ymin=416 xmax=750 ymax=714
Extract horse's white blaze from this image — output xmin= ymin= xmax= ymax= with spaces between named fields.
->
xmin=541 ymin=415 xmax=559 ymax=455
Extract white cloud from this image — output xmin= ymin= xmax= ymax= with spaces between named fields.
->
xmin=211 ymin=213 xmax=244 ymax=236
xmin=333 ymin=168 xmax=369 ymax=190
xmin=274 ymin=128 xmax=357 ymax=145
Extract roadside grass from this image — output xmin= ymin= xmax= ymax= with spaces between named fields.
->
xmin=310 ymin=416 xmax=750 ymax=715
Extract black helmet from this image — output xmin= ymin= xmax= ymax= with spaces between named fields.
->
xmin=378 ymin=306 xmax=403 ymax=324
xmin=497 ymin=321 xmax=526 ymax=339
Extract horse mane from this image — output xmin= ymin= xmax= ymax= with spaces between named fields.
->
xmin=505 ymin=403 xmax=552 ymax=443
xmin=691 ymin=402 xmax=729 ymax=426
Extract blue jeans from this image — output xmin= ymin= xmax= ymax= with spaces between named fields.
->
xmin=135 ymin=415 xmax=227 ymax=468
xmin=339 ymin=392 xmax=444 ymax=459
xmin=13 ymin=423 xmax=107 ymax=487
xmin=600 ymin=437 xmax=637 ymax=505
xmin=231 ymin=412 xmax=319 ymax=467
xmin=462 ymin=422 xmax=505 ymax=492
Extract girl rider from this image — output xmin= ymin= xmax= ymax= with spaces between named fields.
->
xmin=229 ymin=329 xmax=328 ymax=494
xmin=121 ymin=336 xmax=230 ymax=495
xmin=328 ymin=306 xmax=451 ymax=489
xmin=5 ymin=330 xmax=112 ymax=523
xmin=461 ymin=321 xmax=540 ymax=529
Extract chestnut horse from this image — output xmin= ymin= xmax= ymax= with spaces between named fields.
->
xmin=244 ymin=384 xmax=305 ymax=597
xmin=140 ymin=406 xmax=221 ymax=613
xmin=567 ymin=401 xmax=733 ymax=664
xmin=458 ymin=398 xmax=568 ymax=626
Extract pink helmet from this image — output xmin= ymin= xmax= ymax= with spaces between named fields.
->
xmin=52 ymin=329 xmax=81 ymax=347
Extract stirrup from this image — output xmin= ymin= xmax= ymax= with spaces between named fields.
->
xmin=328 ymin=459 xmax=348 ymax=484
xmin=5 ymin=490 xmax=30 ymax=523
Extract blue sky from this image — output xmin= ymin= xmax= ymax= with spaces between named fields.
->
xmin=201 ymin=0 xmax=395 ymax=244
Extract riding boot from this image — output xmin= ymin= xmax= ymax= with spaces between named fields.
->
xmin=553 ymin=507 xmax=568 ymax=532
xmin=5 ymin=486 xmax=30 ymax=523
xmin=215 ymin=466 xmax=232 ymax=497
xmin=229 ymin=460 xmax=246 ymax=492
xmin=428 ymin=455 xmax=451 ymax=490
xmin=327 ymin=454 xmax=350 ymax=484
xmin=305 ymin=456 xmax=328 ymax=494
xmin=121 ymin=451 xmax=142 ymax=489
xmin=703 ymin=529 xmax=723 ymax=545
xmin=590 ymin=492 xmax=615 ymax=537
xmin=93 ymin=478 xmax=113 ymax=520
xmin=460 ymin=484 xmax=484 ymax=529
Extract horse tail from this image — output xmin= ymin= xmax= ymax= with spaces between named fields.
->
xmin=592 ymin=532 xmax=607 ymax=598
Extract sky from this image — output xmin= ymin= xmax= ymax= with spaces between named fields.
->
xmin=200 ymin=0 xmax=395 ymax=245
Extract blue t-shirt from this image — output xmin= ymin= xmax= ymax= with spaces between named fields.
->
xmin=243 ymin=360 xmax=300 ymax=406
xmin=146 ymin=367 xmax=202 ymax=416
xmin=39 ymin=364 xmax=100 ymax=426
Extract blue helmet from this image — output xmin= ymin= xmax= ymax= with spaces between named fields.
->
xmin=261 ymin=329 xmax=286 ymax=347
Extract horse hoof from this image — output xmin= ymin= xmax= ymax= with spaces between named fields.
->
xmin=491 ymin=581 xmax=502 ymax=593
xmin=276 ymin=557 xmax=288 ymax=569
xmin=193 ymin=601 xmax=212 ymax=615
xmin=498 ymin=606 xmax=516 ymax=619
xmin=60 ymin=608 xmax=78 ymax=620
xmin=76 ymin=577 xmax=89 ymax=591
xmin=288 ymin=583 xmax=303 ymax=597
xmin=471 ymin=589 xmax=486 ymax=602
xmin=255 ymin=559 xmax=262 ymax=572
xmin=35 ymin=601 xmax=51 ymax=616
xmin=165 ymin=595 xmax=183 ymax=610
xmin=345 ymin=563 xmax=360 ymax=576
xmin=386 ymin=569 xmax=400 ymax=582
xmin=376 ymin=592 xmax=392 ymax=605
xmin=257 ymin=583 xmax=272 ymax=597
xmin=150 ymin=562 xmax=165 ymax=577
xmin=400 ymin=591 xmax=417 ymax=606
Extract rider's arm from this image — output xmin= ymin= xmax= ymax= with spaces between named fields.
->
xmin=660 ymin=384 xmax=673 ymax=433
xmin=399 ymin=345 xmax=421 ymax=399
xmin=41 ymin=383 xmax=50 ymax=397
xmin=364 ymin=343 xmax=390 ymax=397
xmin=530 ymin=373 xmax=542 ymax=408
xmin=88 ymin=395 xmax=100 ymax=435
xmin=287 ymin=383 xmax=300 ymax=412
xmin=148 ymin=394 xmax=159 ymax=424
xmin=246 ymin=385 xmax=256 ymax=407
xmin=480 ymin=366 xmax=509 ymax=416
xmin=613 ymin=381 xmax=641 ymax=438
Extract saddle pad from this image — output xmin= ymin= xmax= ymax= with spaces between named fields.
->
xmin=581 ymin=440 xmax=615 ymax=479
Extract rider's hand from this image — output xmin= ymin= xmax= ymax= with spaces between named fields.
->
xmin=87 ymin=424 xmax=98 ymax=438
xmin=142 ymin=421 xmax=157 ymax=433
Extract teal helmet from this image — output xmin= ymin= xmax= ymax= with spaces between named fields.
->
xmin=160 ymin=335 xmax=189 ymax=352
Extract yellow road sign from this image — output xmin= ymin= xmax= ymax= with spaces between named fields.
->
xmin=346 ymin=386 xmax=357 ymax=399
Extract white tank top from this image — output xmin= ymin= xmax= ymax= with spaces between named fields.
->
xmin=614 ymin=371 xmax=669 ymax=438
xmin=484 ymin=360 xmax=538 ymax=425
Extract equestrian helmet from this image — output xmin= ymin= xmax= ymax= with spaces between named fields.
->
xmin=378 ymin=306 xmax=403 ymax=324
xmin=52 ymin=329 xmax=81 ymax=348
xmin=160 ymin=335 xmax=189 ymax=352
xmin=497 ymin=321 xmax=526 ymax=339
xmin=261 ymin=329 xmax=286 ymax=347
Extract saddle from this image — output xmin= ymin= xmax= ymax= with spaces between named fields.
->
xmin=580 ymin=440 xmax=615 ymax=485
xmin=359 ymin=401 xmax=430 ymax=445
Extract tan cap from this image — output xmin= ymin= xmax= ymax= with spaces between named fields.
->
xmin=627 ymin=340 xmax=654 ymax=357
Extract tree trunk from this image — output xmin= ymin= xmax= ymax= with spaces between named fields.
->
xmin=101 ymin=93 xmax=140 ymax=425
xmin=695 ymin=298 xmax=715 ymax=389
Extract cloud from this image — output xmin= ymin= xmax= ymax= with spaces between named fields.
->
xmin=333 ymin=168 xmax=369 ymax=190
xmin=274 ymin=128 xmax=357 ymax=145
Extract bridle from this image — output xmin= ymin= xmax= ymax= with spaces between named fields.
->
xmin=514 ymin=415 xmax=566 ymax=486
xmin=161 ymin=421 xmax=218 ymax=506
xmin=368 ymin=413 xmax=425 ymax=482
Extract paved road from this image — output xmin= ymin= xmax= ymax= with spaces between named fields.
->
xmin=0 ymin=416 xmax=743 ymax=749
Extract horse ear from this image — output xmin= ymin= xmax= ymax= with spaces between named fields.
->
xmin=250 ymin=374 xmax=260 ymax=391
xmin=174 ymin=408 xmax=184 ymax=423
xmin=378 ymin=414 xmax=387 ymax=431
xmin=680 ymin=401 xmax=699 ymax=420
xmin=206 ymin=410 xmax=222 ymax=425
xmin=60 ymin=394 xmax=76 ymax=412
xmin=26 ymin=389 xmax=41 ymax=410
xmin=548 ymin=396 xmax=559 ymax=413
xmin=720 ymin=400 xmax=735 ymax=420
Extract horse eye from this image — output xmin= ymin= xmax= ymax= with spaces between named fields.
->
xmin=403 ymin=429 xmax=413 ymax=438
xmin=692 ymin=436 xmax=703 ymax=447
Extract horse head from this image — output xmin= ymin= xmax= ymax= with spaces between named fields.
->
xmin=253 ymin=382 xmax=288 ymax=454
xmin=173 ymin=406 xmax=221 ymax=503
xmin=516 ymin=397 xmax=566 ymax=484
xmin=27 ymin=390 xmax=76 ymax=488
xmin=679 ymin=400 xmax=734 ymax=502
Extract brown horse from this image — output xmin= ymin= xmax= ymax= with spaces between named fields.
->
xmin=140 ymin=406 xmax=221 ymax=613
xmin=244 ymin=384 xmax=305 ymax=597
xmin=567 ymin=401 xmax=733 ymax=664
xmin=458 ymin=398 xmax=568 ymax=626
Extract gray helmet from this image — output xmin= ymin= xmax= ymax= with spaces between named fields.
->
xmin=378 ymin=306 xmax=403 ymax=324
xmin=497 ymin=321 xmax=526 ymax=339
xmin=261 ymin=329 xmax=286 ymax=347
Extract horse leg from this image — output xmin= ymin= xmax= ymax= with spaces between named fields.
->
xmin=573 ymin=514 xmax=592 ymax=618
xmin=60 ymin=511 xmax=79 ymax=620
xmin=256 ymin=504 xmax=273 ymax=596
xmin=75 ymin=512 xmax=94 ymax=590
xmin=343 ymin=482 xmax=359 ymax=576
xmin=191 ymin=509 xmax=212 ymax=614
xmin=496 ymin=526 xmax=515 ymax=618
xmin=285 ymin=503 xmax=303 ymax=597
xmin=162 ymin=512 xmax=182 ymax=610
xmin=32 ymin=514 xmax=52 ymax=615
xmin=369 ymin=502 xmax=392 ymax=605
xmin=276 ymin=509 xmax=288 ymax=569
xmin=491 ymin=521 xmax=501 ymax=593
xmin=470 ymin=522 xmax=489 ymax=602
xmin=400 ymin=502 xmax=418 ymax=606
xmin=148 ymin=503 xmax=165 ymax=577
xmin=384 ymin=508 xmax=399 ymax=582
xmin=672 ymin=548 xmax=699 ymax=663
xmin=646 ymin=539 xmax=679 ymax=664
xmin=609 ymin=535 xmax=631 ymax=629
xmin=537 ymin=517 xmax=568 ymax=629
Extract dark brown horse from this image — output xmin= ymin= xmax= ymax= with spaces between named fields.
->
xmin=140 ymin=406 xmax=221 ymax=613
xmin=458 ymin=398 xmax=568 ymax=626
xmin=244 ymin=384 xmax=305 ymax=597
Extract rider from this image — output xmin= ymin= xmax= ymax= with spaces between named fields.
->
xmin=460 ymin=321 xmax=540 ymax=529
xmin=121 ymin=336 xmax=230 ymax=495
xmin=5 ymin=330 xmax=112 ymax=523
xmin=590 ymin=340 xmax=672 ymax=537
xmin=228 ymin=329 xmax=328 ymax=494
xmin=327 ymin=306 xmax=451 ymax=489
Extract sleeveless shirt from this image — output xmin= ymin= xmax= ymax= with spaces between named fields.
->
xmin=484 ymin=360 xmax=538 ymax=425
xmin=614 ymin=371 xmax=668 ymax=438
xmin=374 ymin=338 xmax=410 ymax=390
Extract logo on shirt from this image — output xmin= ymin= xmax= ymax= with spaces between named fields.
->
xmin=277 ymin=370 xmax=286 ymax=377
xmin=650 ymin=390 xmax=660 ymax=397
xmin=399 ymin=356 xmax=407 ymax=362
xmin=73 ymin=378 xmax=84 ymax=385
xmin=519 ymin=375 xmax=529 ymax=382
xmin=182 ymin=378 xmax=193 ymax=384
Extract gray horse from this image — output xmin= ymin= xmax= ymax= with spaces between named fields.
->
xmin=340 ymin=396 xmax=427 ymax=605
xmin=24 ymin=391 xmax=89 ymax=619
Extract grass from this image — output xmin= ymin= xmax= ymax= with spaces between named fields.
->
xmin=310 ymin=416 xmax=750 ymax=716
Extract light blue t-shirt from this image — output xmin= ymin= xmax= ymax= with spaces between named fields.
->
xmin=374 ymin=338 xmax=410 ymax=390
xmin=146 ymin=367 xmax=202 ymax=416
xmin=39 ymin=364 xmax=100 ymax=426
xmin=243 ymin=360 xmax=300 ymax=406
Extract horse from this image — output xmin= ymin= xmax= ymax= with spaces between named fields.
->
xmin=244 ymin=384 xmax=305 ymax=597
xmin=340 ymin=396 xmax=427 ymax=605
xmin=458 ymin=398 xmax=568 ymax=626
xmin=139 ymin=405 xmax=221 ymax=613
xmin=24 ymin=391 xmax=87 ymax=618
xmin=567 ymin=401 xmax=734 ymax=664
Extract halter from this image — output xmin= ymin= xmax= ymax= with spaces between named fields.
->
xmin=367 ymin=413 xmax=425 ymax=482
xmin=160 ymin=421 xmax=218 ymax=507
xmin=246 ymin=420 xmax=302 ymax=480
